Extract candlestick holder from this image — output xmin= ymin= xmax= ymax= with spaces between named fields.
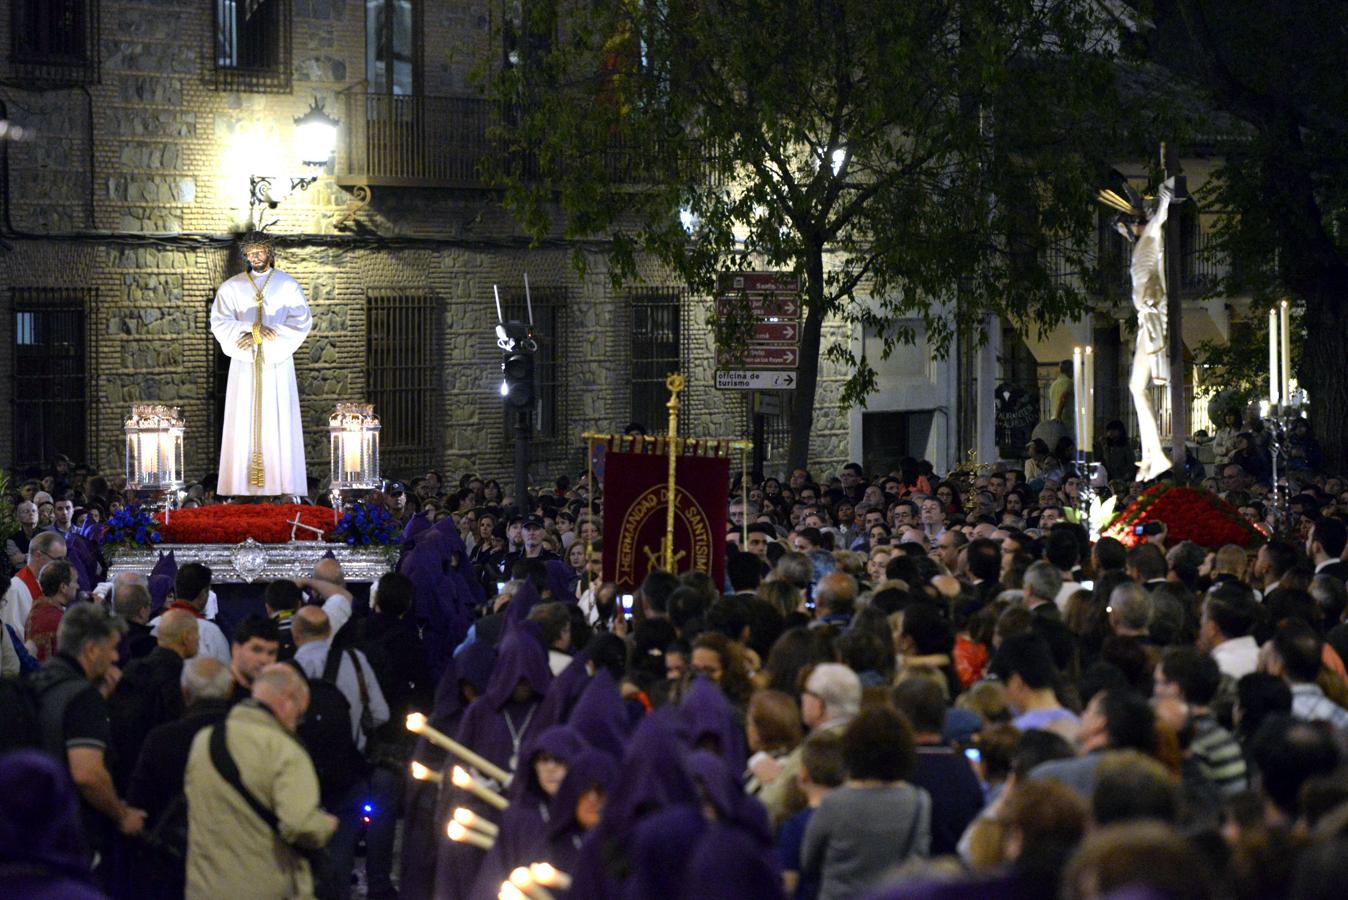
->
xmin=328 ymin=402 xmax=381 ymax=511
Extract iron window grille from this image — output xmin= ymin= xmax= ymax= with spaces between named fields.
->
xmin=11 ymin=288 xmax=91 ymax=468
xmin=10 ymin=0 xmax=99 ymax=85
xmin=214 ymin=0 xmax=292 ymax=93
xmin=366 ymin=290 xmax=442 ymax=472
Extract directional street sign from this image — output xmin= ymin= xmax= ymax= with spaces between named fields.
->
xmin=751 ymin=321 xmax=798 ymax=343
xmin=714 ymin=294 xmax=801 ymax=320
xmin=716 ymin=272 xmax=800 ymax=294
xmin=718 ymin=345 xmax=800 ymax=368
xmin=715 ymin=371 xmax=798 ymax=390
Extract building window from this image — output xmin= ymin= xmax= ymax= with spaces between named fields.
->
xmin=629 ymin=287 xmax=687 ymax=432
xmin=214 ymin=0 xmax=292 ymax=93
xmin=366 ymin=290 xmax=442 ymax=471
xmin=367 ymin=0 xmax=419 ymax=96
xmin=498 ymin=286 xmax=566 ymax=442
xmin=11 ymin=289 xmax=90 ymax=468
xmin=10 ymin=0 xmax=99 ymax=84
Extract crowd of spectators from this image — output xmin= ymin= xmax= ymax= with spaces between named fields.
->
xmin=5 ymin=428 xmax=1348 ymax=900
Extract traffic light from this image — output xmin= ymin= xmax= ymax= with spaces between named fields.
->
xmin=500 ymin=347 xmax=534 ymax=407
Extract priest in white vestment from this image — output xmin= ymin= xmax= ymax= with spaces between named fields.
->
xmin=210 ymin=232 xmax=312 ymax=497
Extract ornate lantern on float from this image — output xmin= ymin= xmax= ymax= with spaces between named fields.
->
xmin=329 ymin=402 xmax=381 ymax=507
xmin=125 ymin=405 xmax=185 ymax=505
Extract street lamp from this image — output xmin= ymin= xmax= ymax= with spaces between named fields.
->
xmin=294 ymin=98 xmax=339 ymax=168
xmin=125 ymin=404 xmax=185 ymax=509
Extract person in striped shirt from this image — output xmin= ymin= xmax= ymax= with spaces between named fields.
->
xmin=1154 ymin=646 xmax=1248 ymax=797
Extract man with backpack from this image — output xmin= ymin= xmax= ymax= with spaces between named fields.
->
xmin=30 ymin=602 xmax=146 ymax=862
xmin=290 ymin=605 xmax=394 ymax=900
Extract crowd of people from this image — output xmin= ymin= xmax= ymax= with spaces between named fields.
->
xmin=5 ymin=427 xmax=1348 ymax=900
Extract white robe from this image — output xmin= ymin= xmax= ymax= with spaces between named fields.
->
xmin=210 ymin=268 xmax=312 ymax=496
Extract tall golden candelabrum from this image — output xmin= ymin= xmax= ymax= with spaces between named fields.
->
xmin=949 ymin=448 xmax=993 ymax=515
xmin=663 ymin=373 xmax=686 ymax=572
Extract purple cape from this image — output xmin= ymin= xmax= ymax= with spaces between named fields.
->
xmin=678 ymin=821 xmax=786 ymax=900
xmin=523 ymin=652 xmax=592 ymax=745
xmin=0 ymin=750 xmax=97 ymax=888
xmin=685 ymin=750 xmax=772 ymax=847
xmin=399 ymin=529 xmax=475 ymax=681
xmin=620 ymin=806 xmax=710 ymax=900
xmin=503 ymin=579 xmax=546 ymax=628
xmin=434 ymin=514 xmax=485 ymax=605
xmin=565 ymin=669 xmax=630 ymax=762
xmin=679 ymin=676 xmax=748 ymax=774
xmin=147 ymin=549 xmax=178 ymax=615
xmin=544 ymin=559 xmax=578 ymax=604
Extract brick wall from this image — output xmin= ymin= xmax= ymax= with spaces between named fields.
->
xmin=0 ymin=0 xmax=853 ymax=487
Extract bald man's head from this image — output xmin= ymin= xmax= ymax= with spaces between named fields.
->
xmin=313 ymin=558 xmax=345 ymax=587
xmin=158 ymin=607 xmax=200 ymax=659
xmin=291 ymin=605 xmax=331 ymax=646
xmin=251 ymin=663 xmax=310 ymax=731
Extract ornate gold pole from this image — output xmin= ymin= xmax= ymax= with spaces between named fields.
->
xmin=663 ymin=373 xmax=685 ymax=572
xmin=740 ymin=442 xmax=749 ymax=546
xmin=586 ymin=436 xmax=596 ymax=558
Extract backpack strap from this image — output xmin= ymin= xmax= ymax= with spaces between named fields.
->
xmin=208 ymin=718 xmax=280 ymax=832
xmin=320 ymin=643 xmax=344 ymax=684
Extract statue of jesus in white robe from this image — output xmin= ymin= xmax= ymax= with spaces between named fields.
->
xmin=210 ymin=236 xmax=312 ymax=497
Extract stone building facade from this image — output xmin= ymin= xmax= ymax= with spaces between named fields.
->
xmin=0 ymin=0 xmax=864 ymax=487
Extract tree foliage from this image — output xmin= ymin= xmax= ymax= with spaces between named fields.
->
xmin=491 ymin=0 xmax=1129 ymax=467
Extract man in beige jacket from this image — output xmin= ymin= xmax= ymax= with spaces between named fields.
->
xmin=185 ymin=663 xmax=337 ymax=899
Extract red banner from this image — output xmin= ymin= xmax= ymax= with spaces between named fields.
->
xmin=602 ymin=450 xmax=729 ymax=591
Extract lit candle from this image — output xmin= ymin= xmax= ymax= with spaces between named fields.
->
xmin=509 ymin=867 xmax=555 ymax=900
xmin=447 ymin=820 xmax=493 ymax=850
xmin=529 ymin=863 xmax=572 ymax=891
xmin=1083 ymin=346 xmax=1095 ymax=451
xmin=1269 ymin=308 xmax=1280 ymax=406
xmin=499 ymin=884 xmax=527 ymax=900
xmin=406 ymin=714 xmax=512 ymax=785
xmin=159 ymin=431 xmax=178 ymax=482
xmin=139 ymin=431 xmax=159 ymax=481
xmin=343 ymin=427 xmax=362 ymax=479
xmin=1280 ymin=300 xmax=1292 ymax=407
xmin=1072 ymin=346 xmax=1085 ymax=453
xmin=452 ymin=766 xmax=510 ymax=811
xmin=410 ymin=761 xmax=443 ymax=784
xmin=454 ymin=807 xmax=500 ymax=837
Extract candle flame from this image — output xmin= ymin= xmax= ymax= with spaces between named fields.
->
xmin=509 ymin=867 xmax=534 ymax=888
xmin=454 ymin=807 xmax=476 ymax=827
xmin=406 ymin=713 xmax=427 ymax=733
xmin=411 ymin=761 xmax=432 ymax=781
xmin=529 ymin=863 xmax=557 ymax=885
xmin=451 ymin=766 xmax=472 ymax=788
xmin=448 ymin=821 xmax=468 ymax=841
xmin=499 ymin=884 xmax=527 ymax=900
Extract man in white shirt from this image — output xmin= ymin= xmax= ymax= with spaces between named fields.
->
xmin=1199 ymin=584 xmax=1261 ymax=681
xmin=2 ymin=532 xmax=66 ymax=641
xmin=149 ymin=563 xmax=231 ymax=665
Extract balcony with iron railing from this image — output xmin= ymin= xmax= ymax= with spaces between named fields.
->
xmin=335 ymin=89 xmax=716 ymax=189
xmin=1042 ymin=231 xmax=1233 ymax=300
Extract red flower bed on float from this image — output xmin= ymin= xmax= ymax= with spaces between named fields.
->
xmin=157 ymin=504 xmax=340 ymax=545
xmin=1101 ymin=483 xmax=1263 ymax=549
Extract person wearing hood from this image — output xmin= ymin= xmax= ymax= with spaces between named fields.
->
xmin=681 ymin=676 xmax=749 ymax=774
xmin=436 ymin=622 xmax=552 ymax=900
xmin=468 ymin=725 xmax=589 ymax=900
xmin=543 ymin=749 xmax=618 ymax=876
xmin=0 ymin=750 xmax=108 ymax=900
xmin=400 ymin=642 xmax=495 ymax=900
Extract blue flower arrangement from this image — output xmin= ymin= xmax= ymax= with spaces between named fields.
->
xmin=101 ymin=504 xmax=162 ymax=551
xmin=334 ymin=501 xmax=400 ymax=547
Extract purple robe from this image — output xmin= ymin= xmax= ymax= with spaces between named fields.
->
xmin=545 ymin=749 xmax=619 ymax=876
xmin=147 ymin=550 xmax=178 ymax=615
xmin=400 ymin=529 xmax=475 ymax=681
xmin=569 ymin=709 xmax=700 ymax=900
xmin=565 ymin=670 xmax=630 ymax=762
xmin=685 ymin=750 xmax=772 ymax=846
xmin=468 ymin=726 xmax=590 ymax=900
xmin=402 ymin=641 xmax=496 ymax=900
xmin=503 ymin=580 xmax=546 ymax=628
xmin=544 ymin=559 xmax=578 ymax=604
xmin=0 ymin=750 xmax=104 ymax=899
xmin=678 ymin=821 xmax=786 ymax=900
xmin=433 ymin=514 xmax=486 ymax=605
xmin=620 ymin=806 xmax=709 ymax=900
xmin=523 ymin=653 xmax=592 ymax=746
xmin=679 ymin=676 xmax=748 ymax=774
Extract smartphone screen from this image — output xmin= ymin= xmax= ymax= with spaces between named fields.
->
xmin=964 ymin=747 xmax=981 ymax=765
xmin=621 ymin=594 xmax=634 ymax=620
xmin=496 ymin=581 xmax=506 ymax=593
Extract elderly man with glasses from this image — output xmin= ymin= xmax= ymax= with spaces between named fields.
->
xmin=3 ymin=531 xmax=67 ymax=642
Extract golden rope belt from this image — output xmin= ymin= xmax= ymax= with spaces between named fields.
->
xmin=245 ymin=268 xmax=274 ymax=489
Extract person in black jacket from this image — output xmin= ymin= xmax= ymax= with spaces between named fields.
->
xmin=126 ymin=656 xmax=235 ymax=900
xmin=108 ymin=609 xmax=199 ymax=791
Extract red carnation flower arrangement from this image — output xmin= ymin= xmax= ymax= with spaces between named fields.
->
xmin=157 ymin=504 xmax=340 ymax=545
xmin=1101 ymin=483 xmax=1263 ymax=550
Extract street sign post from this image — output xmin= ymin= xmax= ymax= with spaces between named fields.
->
xmin=715 ymin=270 xmax=802 ymax=389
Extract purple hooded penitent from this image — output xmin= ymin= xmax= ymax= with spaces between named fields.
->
xmin=545 ymin=748 xmax=619 ymax=874
xmin=148 ymin=549 xmax=178 ymax=615
xmin=454 ymin=621 xmax=553 ymax=775
xmin=0 ymin=750 xmax=104 ymax=900
xmin=679 ymin=676 xmax=748 ymax=773
xmin=677 ymin=821 xmax=786 ymax=900
xmin=468 ymin=725 xmax=592 ymax=900
xmin=522 ymin=652 xmax=592 ymax=746
xmin=565 ymin=669 xmax=630 ymax=762
xmin=619 ymin=806 xmax=709 ymax=900
xmin=400 ymin=528 xmax=474 ymax=681
xmin=434 ymin=514 xmax=485 ymax=605
xmin=568 ymin=708 xmax=700 ymax=900
xmin=544 ymin=558 xmax=578 ymax=604
xmin=65 ymin=533 xmax=98 ymax=593
xmin=503 ymin=579 xmax=546 ymax=628
xmin=685 ymin=750 xmax=772 ymax=847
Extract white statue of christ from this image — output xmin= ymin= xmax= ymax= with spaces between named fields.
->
xmin=210 ymin=233 xmax=312 ymax=497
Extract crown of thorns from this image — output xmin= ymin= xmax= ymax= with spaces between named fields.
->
xmin=238 ymin=231 xmax=274 ymax=253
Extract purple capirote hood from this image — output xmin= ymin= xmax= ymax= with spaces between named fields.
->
xmin=598 ymin=706 xmax=699 ymax=840
xmin=0 ymin=750 xmax=93 ymax=879
xmin=481 ymin=620 xmax=553 ymax=710
xmin=523 ymin=652 xmax=592 ymax=742
xmin=679 ymin=675 xmax=748 ymax=773
xmin=503 ymin=579 xmax=546 ymax=627
xmin=547 ymin=748 xmax=619 ymax=843
xmin=509 ymin=724 xmax=589 ymax=804
xmin=147 ymin=549 xmax=177 ymax=614
xmin=566 ymin=669 xmax=631 ymax=762
xmin=544 ymin=558 xmax=578 ymax=603
xmin=685 ymin=749 xmax=772 ymax=847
